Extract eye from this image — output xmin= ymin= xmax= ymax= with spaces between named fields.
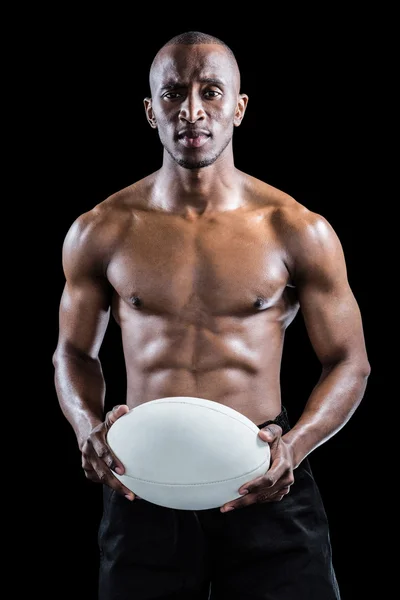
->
xmin=204 ymin=90 xmax=221 ymax=98
xmin=163 ymin=92 xmax=183 ymax=100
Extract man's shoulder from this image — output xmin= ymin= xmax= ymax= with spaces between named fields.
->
xmin=243 ymin=173 xmax=341 ymax=264
xmin=62 ymin=174 xmax=155 ymax=261
xmin=244 ymin=173 xmax=323 ymax=230
xmin=67 ymin=175 xmax=154 ymax=240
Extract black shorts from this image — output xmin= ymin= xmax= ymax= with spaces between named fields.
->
xmin=98 ymin=407 xmax=340 ymax=599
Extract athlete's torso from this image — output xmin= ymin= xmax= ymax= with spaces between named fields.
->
xmin=96 ymin=174 xmax=302 ymax=425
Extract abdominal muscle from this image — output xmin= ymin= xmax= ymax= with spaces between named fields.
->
xmin=121 ymin=317 xmax=285 ymax=426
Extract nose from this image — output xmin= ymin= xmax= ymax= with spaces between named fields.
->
xmin=179 ymin=91 xmax=206 ymax=124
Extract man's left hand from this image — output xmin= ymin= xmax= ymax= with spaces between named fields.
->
xmin=220 ymin=423 xmax=295 ymax=513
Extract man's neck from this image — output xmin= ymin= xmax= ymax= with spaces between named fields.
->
xmin=150 ymin=151 xmax=244 ymax=215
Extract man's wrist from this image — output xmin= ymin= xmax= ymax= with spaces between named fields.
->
xmin=282 ymin=426 xmax=314 ymax=469
xmin=76 ymin=417 xmax=103 ymax=451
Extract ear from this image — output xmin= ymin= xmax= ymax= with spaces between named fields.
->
xmin=143 ymin=97 xmax=157 ymax=128
xmin=234 ymin=93 xmax=249 ymax=127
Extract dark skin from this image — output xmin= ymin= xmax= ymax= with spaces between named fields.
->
xmin=53 ymin=42 xmax=370 ymax=513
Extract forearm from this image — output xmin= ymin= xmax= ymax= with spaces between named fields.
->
xmin=53 ymin=350 xmax=106 ymax=450
xmin=284 ymin=360 xmax=370 ymax=468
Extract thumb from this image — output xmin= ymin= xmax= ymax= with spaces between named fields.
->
xmin=106 ymin=404 xmax=130 ymax=428
xmin=258 ymin=423 xmax=282 ymax=442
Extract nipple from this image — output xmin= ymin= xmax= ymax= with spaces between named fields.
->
xmin=131 ymin=296 xmax=142 ymax=307
xmin=254 ymin=297 xmax=265 ymax=309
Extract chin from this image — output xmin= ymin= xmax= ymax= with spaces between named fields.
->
xmin=170 ymin=148 xmax=219 ymax=170
xmin=176 ymin=157 xmax=217 ymax=169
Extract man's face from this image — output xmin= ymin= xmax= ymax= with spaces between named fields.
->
xmin=145 ymin=44 xmax=247 ymax=169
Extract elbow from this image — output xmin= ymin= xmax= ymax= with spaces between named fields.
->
xmin=52 ymin=348 xmax=60 ymax=369
xmin=346 ymin=355 xmax=371 ymax=384
xmin=361 ymin=359 xmax=371 ymax=379
xmin=356 ymin=346 xmax=371 ymax=380
xmin=355 ymin=358 xmax=371 ymax=400
xmin=52 ymin=343 xmax=67 ymax=369
xmin=361 ymin=358 xmax=372 ymax=380
xmin=52 ymin=341 xmax=98 ymax=368
xmin=322 ymin=352 xmax=371 ymax=380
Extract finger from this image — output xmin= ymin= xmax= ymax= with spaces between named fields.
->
xmin=241 ymin=484 xmax=289 ymax=504
xmin=240 ymin=467 xmax=294 ymax=500
xmin=103 ymin=471 xmax=136 ymax=501
xmin=89 ymin=457 xmax=136 ymax=501
xmin=220 ymin=490 xmax=252 ymax=512
xmin=258 ymin=423 xmax=282 ymax=442
xmin=261 ymin=485 xmax=291 ymax=503
xmin=221 ymin=481 xmax=292 ymax=511
xmin=90 ymin=428 xmax=127 ymax=475
xmin=107 ymin=474 xmax=137 ymax=501
xmin=83 ymin=437 xmax=126 ymax=481
xmin=271 ymin=485 xmax=290 ymax=497
xmin=238 ymin=473 xmax=266 ymax=496
xmin=238 ymin=478 xmax=271 ymax=497
xmin=82 ymin=466 xmax=100 ymax=483
xmin=105 ymin=404 xmax=130 ymax=429
xmin=88 ymin=438 xmax=124 ymax=475
xmin=240 ymin=469 xmax=278 ymax=495
xmin=262 ymin=458 xmax=294 ymax=491
xmin=269 ymin=487 xmax=291 ymax=502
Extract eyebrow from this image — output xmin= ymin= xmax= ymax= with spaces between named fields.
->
xmin=161 ymin=78 xmax=225 ymax=91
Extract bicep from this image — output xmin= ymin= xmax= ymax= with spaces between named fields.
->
xmin=56 ymin=215 xmax=113 ymax=358
xmin=298 ymin=275 xmax=366 ymax=366
xmin=293 ymin=218 xmax=367 ymax=366
xmin=57 ymin=276 xmax=111 ymax=358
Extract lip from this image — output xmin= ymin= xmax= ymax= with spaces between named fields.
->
xmin=178 ymin=134 xmax=210 ymax=148
xmin=177 ymin=128 xmax=210 ymax=138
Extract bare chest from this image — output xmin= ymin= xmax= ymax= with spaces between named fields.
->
xmin=107 ymin=211 xmax=292 ymax=316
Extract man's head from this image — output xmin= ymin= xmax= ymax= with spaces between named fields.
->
xmin=144 ymin=31 xmax=248 ymax=169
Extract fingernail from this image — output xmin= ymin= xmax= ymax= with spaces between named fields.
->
xmin=240 ymin=489 xmax=249 ymax=495
xmin=125 ymin=494 xmax=134 ymax=501
xmin=222 ymin=507 xmax=234 ymax=512
xmin=115 ymin=467 xmax=123 ymax=475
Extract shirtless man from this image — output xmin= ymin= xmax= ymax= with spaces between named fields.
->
xmin=53 ymin=31 xmax=370 ymax=600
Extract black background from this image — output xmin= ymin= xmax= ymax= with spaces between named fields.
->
xmin=31 ymin=12 xmax=391 ymax=600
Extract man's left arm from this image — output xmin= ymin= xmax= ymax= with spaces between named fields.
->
xmin=283 ymin=212 xmax=371 ymax=469
xmin=220 ymin=210 xmax=371 ymax=512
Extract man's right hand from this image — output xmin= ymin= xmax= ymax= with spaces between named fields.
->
xmin=81 ymin=404 xmax=136 ymax=501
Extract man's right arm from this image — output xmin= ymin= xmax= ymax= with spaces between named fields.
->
xmin=53 ymin=213 xmax=112 ymax=449
xmin=53 ymin=212 xmax=135 ymax=498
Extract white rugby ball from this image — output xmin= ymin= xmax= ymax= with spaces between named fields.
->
xmin=107 ymin=396 xmax=270 ymax=510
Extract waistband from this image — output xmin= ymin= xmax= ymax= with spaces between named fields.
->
xmin=257 ymin=406 xmax=290 ymax=434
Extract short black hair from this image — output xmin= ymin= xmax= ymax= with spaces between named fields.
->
xmin=150 ymin=30 xmax=240 ymax=91
xmin=163 ymin=31 xmax=235 ymax=62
